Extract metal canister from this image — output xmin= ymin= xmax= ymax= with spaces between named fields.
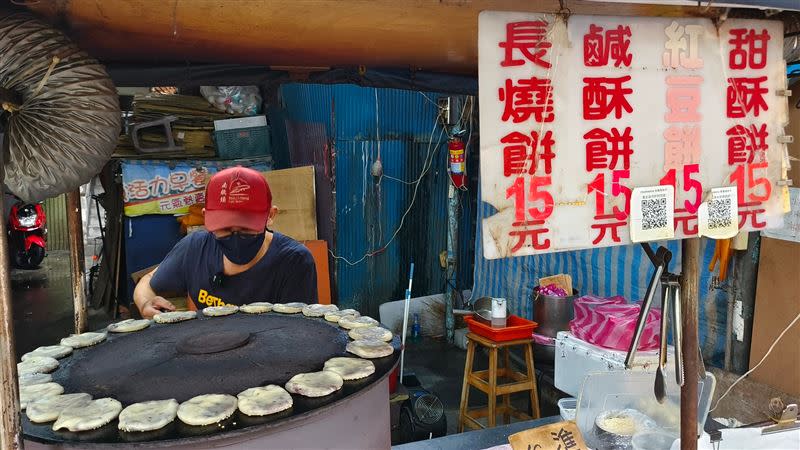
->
xmin=532 ymin=287 xmax=579 ymax=338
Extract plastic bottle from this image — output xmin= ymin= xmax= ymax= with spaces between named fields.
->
xmin=411 ymin=314 xmax=421 ymax=341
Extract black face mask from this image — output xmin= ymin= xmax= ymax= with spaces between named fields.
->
xmin=215 ymin=232 xmax=265 ymax=265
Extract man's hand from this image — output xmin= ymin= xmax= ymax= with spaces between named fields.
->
xmin=140 ymin=296 xmax=176 ymax=319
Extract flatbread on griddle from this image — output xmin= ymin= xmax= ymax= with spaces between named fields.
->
xmin=18 ymin=373 xmax=52 ymax=387
xmin=202 ymin=305 xmax=239 ymax=317
xmin=338 ymin=315 xmax=380 ymax=330
xmin=237 ymin=385 xmax=293 ymax=416
xmin=323 ymin=357 xmax=376 ymax=380
xmin=53 ymin=398 xmax=122 ymax=432
xmin=272 ymin=302 xmax=306 ymax=314
xmin=348 ymin=326 xmax=393 ymax=342
xmin=285 ymin=371 xmax=343 ymax=397
xmin=60 ymin=332 xmax=106 ymax=348
xmin=302 ymin=304 xmax=338 ymax=317
xmin=154 ymin=311 xmax=197 ymax=324
xmin=177 ymin=394 xmax=237 ymax=426
xmin=346 ymin=339 xmax=395 ymax=359
xmin=118 ymin=399 xmax=179 ymax=432
xmin=27 ymin=393 xmax=92 ymax=423
xmin=108 ymin=319 xmax=152 ymax=333
xmin=324 ymin=309 xmax=360 ymax=323
xmin=19 ymin=382 xmax=63 ymax=409
xmin=240 ymin=302 xmax=273 ymax=314
xmin=21 ymin=345 xmax=73 ymax=361
xmin=17 ymin=356 xmax=59 ymax=376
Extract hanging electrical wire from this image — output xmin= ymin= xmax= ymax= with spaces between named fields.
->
xmin=709 ymin=309 xmax=800 ymax=413
xmin=329 ymin=110 xmax=446 ymax=266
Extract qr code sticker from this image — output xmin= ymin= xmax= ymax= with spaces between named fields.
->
xmin=708 ymin=197 xmax=732 ymax=229
xmin=642 ymin=197 xmax=668 ymax=230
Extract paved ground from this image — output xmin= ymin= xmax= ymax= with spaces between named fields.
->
xmin=10 ymin=250 xmax=112 ymax=359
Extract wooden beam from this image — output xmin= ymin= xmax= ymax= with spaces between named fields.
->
xmin=66 ymin=190 xmax=87 ymax=333
xmin=0 ymin=193 xmax=23 ymax=449
xmin=681 ymin=238 xmax=701 ymax=450
xmin=27 ymin=0 xmax=720 ymax=74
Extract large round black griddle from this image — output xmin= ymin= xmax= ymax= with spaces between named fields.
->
xmin=22 ymin=313 xmax=400 ymax=447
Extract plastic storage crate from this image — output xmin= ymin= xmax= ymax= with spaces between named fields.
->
xmin=213 ymin=115 xmax=270 ymax=160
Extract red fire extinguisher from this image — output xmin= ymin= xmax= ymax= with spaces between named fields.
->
xmin=448 ymin=138 xmax=466 ymax=189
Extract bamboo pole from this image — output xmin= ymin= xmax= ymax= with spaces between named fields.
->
xmin=0 ymin=192 xmax=23 ymax=449
xmin=67 ymin=190 xmax=87 ymax=333
xmin=680 ymin=238 xmax=700 ymax=450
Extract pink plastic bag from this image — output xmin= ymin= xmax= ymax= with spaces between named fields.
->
xmin=570 ymin=295 xmax=661 ymax=351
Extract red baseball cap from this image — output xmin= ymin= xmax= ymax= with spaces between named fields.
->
xmin=204 ymin=166 xmax=272 ymax=232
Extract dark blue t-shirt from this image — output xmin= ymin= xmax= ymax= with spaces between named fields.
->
xmin=150 ymin=231 xmax=317 ymax=308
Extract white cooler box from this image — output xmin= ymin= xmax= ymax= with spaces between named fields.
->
xmin=554 ymin=331 xmax=671 ymax=397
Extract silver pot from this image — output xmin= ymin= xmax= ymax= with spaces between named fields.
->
xmin=532 ymin=287 xmax=579 ymax=338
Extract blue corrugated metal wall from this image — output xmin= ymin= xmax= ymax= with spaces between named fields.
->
xmin=471 ymin=191 xmax=730 ymax=366
xmin=279 ymin=84 xmax=471 ymax=318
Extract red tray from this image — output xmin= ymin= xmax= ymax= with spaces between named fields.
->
xmin=464 ymin=315 xmax=538 ymax=342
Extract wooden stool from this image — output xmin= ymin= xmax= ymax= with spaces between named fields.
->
xmin=458 ymin=332 xmax=540 ymax=432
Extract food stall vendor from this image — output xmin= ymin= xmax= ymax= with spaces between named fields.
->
xmin=133 ymin=166 xmax=317 ymax=318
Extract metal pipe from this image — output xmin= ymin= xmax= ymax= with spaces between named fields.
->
xmin=445 ymin=183 xmax=458 ymax=344
xmin=680 ymin=238 xmax=700 ymax=450
xmin=67 ymin=190 xmax=88 ymax=333
xmin=0 ymin=192 xmax=24 ymax=449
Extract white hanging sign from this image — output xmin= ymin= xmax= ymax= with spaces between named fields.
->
xmin=479 ymin=12 xmax=789 ymax=259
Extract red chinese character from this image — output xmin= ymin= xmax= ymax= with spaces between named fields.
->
xmin=583 ymin=76 xmax=633 ymax=120
xmin=171 ymin=197 xmax=183 ymax=209
xmin=183 ymin=195 xmax=195 ymax=206
xmin=728 ymin=28 xmax=770 ymax=70
xmin=662 ymin=22 xmax=704 ymax=69
xmin=499 ymin=21 xmax=552 ymax=68
xmin=125 ymin=180 xmax=150 ymax=201
xmin=727 ymin=124 xmax=768 ymax=165
xmin=591 ymin=214 xmax=626 ymax=244
xmin=738 ymin=202 xmax=766 ymax=229
xmin=148 ymin=175 xmax=169 ymax=197
xmin=664 ymin=125 xmax=701 ymax=170
xmin=509 ymin=220 xmax=551 ymax=252
xmin=584 ymin=24 xmax=632 ymax=68
xmin=727 ymin=77 xmax=768 ymax=118
xmin=584 ymin=127 xmax=633 ymax=171
xmin=501 ymin=130 xmax=555 ymax=176
xmin=665 ymin=76 xmax=702 ymax=123
xmin=189 ymin=168 xmax=208 ymax=188
xmin=195 ymin=191 xmax=206 ymax=204
xmin=674 ymin=208 xmax=698 ymax=235
xmin=168 ymin=171 xmax=190 ymax=192
xmin=499 ymin=78 xmax=554 ymax=123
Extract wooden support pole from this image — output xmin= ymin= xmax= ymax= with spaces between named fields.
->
xmin=67 ymin=190 xmax=87 ymax=333
xmin=680 ymin=238 xmax=700 ymax=450
xmin=0 ymin=193 xmax=23 ymax=449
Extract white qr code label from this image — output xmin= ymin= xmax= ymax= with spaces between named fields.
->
xmin=630 ymin=185 xmax=675 ymax=243
xmin=698 ymin=187 xmax=738 ymax=239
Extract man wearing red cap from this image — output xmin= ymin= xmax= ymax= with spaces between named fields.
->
xmin=133 ymin=166 xmax=317 ymax=318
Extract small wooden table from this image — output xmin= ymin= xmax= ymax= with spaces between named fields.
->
xmin=458 ymin=332 xmax=540 ymax=432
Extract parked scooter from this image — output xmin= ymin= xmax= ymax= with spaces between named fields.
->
xmin=6 ymin=194 xmax=46 ymax=269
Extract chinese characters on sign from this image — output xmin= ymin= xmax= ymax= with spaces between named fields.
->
xmin=121 ymin=160 xmax=270 ymax=217
xmin=479 ymin=12 xmax=788 ymax=258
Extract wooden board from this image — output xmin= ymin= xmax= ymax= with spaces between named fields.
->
xmin=262 ymin=166 xmax=318 ymax=242
xmin=749 ymin=236 xmax=800 ymax=396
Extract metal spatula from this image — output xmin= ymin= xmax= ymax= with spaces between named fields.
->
xmin=655 ymin=284 xmax=670 ymax=404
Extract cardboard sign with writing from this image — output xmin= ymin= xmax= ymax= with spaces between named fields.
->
xmin=509 ymin=421 xmax=588 ymax=450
